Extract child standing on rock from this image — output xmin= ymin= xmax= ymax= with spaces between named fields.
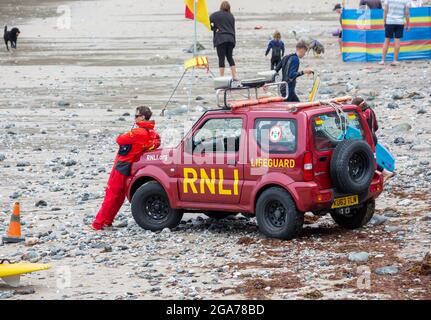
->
xmin=265 ymin=31 xmax=285 ymax=70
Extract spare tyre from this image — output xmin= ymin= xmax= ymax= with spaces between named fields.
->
xmin=330 ymin=139 xmax=375 ymax=194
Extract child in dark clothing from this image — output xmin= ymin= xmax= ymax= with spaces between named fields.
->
xmin=275 ymin=40 xmax=313 ymax=102
xmin=265 ymin=31 xmax=285 ymax=70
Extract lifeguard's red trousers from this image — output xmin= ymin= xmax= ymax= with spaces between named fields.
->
xmin=92 ymin=167 xmax=128 ymax=230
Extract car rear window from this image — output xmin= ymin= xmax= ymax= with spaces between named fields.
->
xmin=312 ymin=111 xmax=365 ymax=151
xmin=255 ymin=119 xmax=297 ymax=154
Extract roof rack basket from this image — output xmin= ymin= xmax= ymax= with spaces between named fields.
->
xmin=214 ymin=76 xmax=288 ymax=109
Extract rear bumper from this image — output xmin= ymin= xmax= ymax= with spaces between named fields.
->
xmin=290 ymin=171 xmax=384 ymax=212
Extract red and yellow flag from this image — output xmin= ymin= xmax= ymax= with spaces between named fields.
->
xmin=184 ymin=0 xmax=211 ymax=31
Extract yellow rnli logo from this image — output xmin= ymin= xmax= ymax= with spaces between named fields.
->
xmin=250 ymin=158 xmax=295 ymax=168
xmin=183 ymin=168 xmax=239 ymax=195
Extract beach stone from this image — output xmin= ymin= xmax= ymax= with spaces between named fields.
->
xmin=35 ymin=200 xmax=48 ymax=208
xmin=224 ymin=289 xmax=236 ymax=295
xmin=348 ymin=252 xmax=369 ymax=263
xmin=384 ymin=225 xmax=402 ymax=233
xmin=0 ymin=154 xmax=5 ymax=161
xmin=58 ymin=100 xmax=70 ymax=107
xmin=390 ymin=123 xmax=411 ymax=133
xmin=374 ymin=266 xmax=399 ymax=275
xmin=394 ymin=137 xmax=405 ymax=145
xmin=25 ymin=237 xmax=39 ymax=246
xmin=411 ymin=145 xmax=431 ymax=152
xmin=384 ymin=210 xmax=400 ymax=218
xmin=392 ymin=91 xmax=404 ymax=100
xmin=0 ymin=291 xmax=15 ymax=299
xmin=370 ymin=214 xmax=387 ymax=226
xmin=387 ymin=102 xmax=399 ymax=109
xmin=16 ymin=161 xmax=31 ymax=167
xmin=14 ymin=288 xmax=36 ymax=295
xmin=421 ymin=214 xmax=431 ymax=221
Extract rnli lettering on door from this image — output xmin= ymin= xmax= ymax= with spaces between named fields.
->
xmin=183 ymin=168 xmax=239 ymax=195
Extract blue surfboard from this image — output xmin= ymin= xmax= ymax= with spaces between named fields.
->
xmin=345 ymin=126 xmax=395 ymax=172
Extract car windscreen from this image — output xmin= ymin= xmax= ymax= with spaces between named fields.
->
xmin=311 ymin=111 xmax=365 ymax=151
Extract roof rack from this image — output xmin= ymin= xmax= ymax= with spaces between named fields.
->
xmin=286 ymin=96 xmax=352 ymax=112
xmin=214 ymin=76 xmax=288 ymax=109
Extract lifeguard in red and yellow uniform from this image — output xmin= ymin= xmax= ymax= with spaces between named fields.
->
xmin=91 ymin=106 xmax=161 ymax=231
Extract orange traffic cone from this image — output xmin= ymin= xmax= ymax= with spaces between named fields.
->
xmin=2 ymin=202 xmax=24 ymax=244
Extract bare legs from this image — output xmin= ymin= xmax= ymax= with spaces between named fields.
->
xmin=379 ymin=38 xmax=391 ymax=65
xmin=380 ymin=38 xmax=402 ymax=66
xmin=392 ymin=38 xmax=401 ymax=65
xmin=230 ymin=65 xmax=239 ymax=81
xmin=219 ymin=66 xmax=239 ymax=81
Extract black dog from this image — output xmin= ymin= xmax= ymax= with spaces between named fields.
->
xmin=4 ymin=26 xmax=21 ymax=51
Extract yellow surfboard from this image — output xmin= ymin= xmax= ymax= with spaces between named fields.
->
xmin=0 ymin=262 xmax=51 ymax=287
xmin=309 ymin=73 xmax=321 ymax=102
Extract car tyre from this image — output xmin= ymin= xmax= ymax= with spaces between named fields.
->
xmin=330 ymin=199 xmax=375 ymax=229
xmin=131 ymin=181 xmax=183 ymax=231
xmin=256 ymin=187 xmax=304 ymax=240
xmin=330 ymin=139 xmax=375 ymax=194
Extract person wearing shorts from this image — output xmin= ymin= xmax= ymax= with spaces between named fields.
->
xmin=380 ymin=0 xmax=411 ymax=66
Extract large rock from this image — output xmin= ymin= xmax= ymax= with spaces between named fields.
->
xmin=370 ymin=214 xmax=387 ymax=226
xmin=390 ymin=123 xmax=412 ymax=133
xmin=374 ymin=266 xmax=398 ymax=275
xmin=348 ymin=252 xmax=369 ymax=263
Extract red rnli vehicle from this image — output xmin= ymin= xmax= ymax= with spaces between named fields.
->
xmin=126 ymin=79 xmax=383 ymax=240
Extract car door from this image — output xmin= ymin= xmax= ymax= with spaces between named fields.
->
xmin=178 ymin=115 xmax=245 ymax=204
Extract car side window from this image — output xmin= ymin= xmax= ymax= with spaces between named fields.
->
xmin=255 ymin=119 xmax=297 ymax=154
xmin=192 ymin=118 xmax=243 ymax=154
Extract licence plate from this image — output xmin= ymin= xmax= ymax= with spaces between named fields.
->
xmin=331 ymin=195 xmax=359 ymax=209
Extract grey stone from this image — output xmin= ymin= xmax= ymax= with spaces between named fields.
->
xmin=390 ymin=123 xmax=412 ymax=133
xmin=14 ymin=288 xmax=36 ymax=295
xmin=411 ymin=145 xmax=431 ymax=152
xmin=0 ymin=291 xmax=14 ymax=299
xmin=64 ymin=159 xmax=77 ymax=166
xmin=35 ymin=200 xmax=48 ymax=208
xmin=224 ymin=289 xmax=236 ymax=295
xmin=374 ymin=266 xmax=398 ymax=275
xmin=421 ymin=213 xmax=431 ymax=221
xmin=370 ymin=214 xmax=387 ymax=226
xmin=392 ymin=91 xmax=404 ymax=100
xmin=384 ymin=210 xmax=400 ymax=218
xmin=394 ymin=137 xmax=405 ymax=145
xmin=16 ymin=161 xmax=31 ymax=167
xmin=387 ymin=102 xmax=399 ymax=109
xmin=58 ymin=100 xmax=70 ymax=107
xmin=384 ymin=225 xmax=402 ymax=233
xmin=0 ymin=154 xmax=5 ymax=162
xmin=348 ymin=252 xmax=369 ymax=263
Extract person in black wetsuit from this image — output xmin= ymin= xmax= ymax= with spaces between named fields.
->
xmin=275 ymin=40 xmax=313 ymax=102
xmin=265 ymin=31 xmax=285 ymax=70
xmin=210 ymin=1 xmax=239 ymax=80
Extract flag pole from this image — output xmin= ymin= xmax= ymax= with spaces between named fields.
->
xmin=193 ymin=0 xmax=197 ymax=56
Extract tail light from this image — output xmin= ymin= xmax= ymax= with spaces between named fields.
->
xmin=303 ymin=151 xmax=314 ymax=181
